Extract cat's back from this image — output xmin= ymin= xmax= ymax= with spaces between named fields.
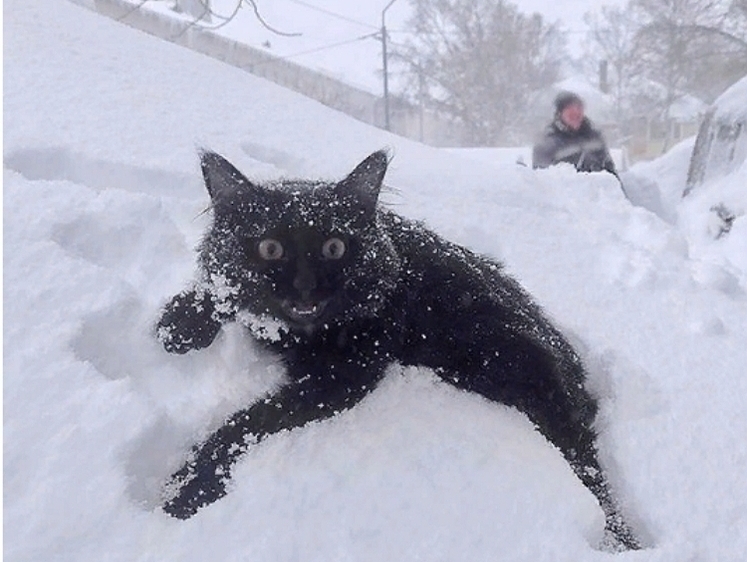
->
xmin=379 ymin=209 xmax=513 ymax=299
xmin=379 ymin=209 xmax=565 ymax=341
xmin=378 ymin=208 xmax=582 ymax=386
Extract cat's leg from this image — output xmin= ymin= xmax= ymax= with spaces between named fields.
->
xmin=156 ymin=289 xmax=223 ymax=354
xmin=439 ymin=347 xmax=641 ymax=550
xmin=162 ymin=357 xmax=385 ymax=519
xmin=515 ymin=379 xmax=642 ymax=551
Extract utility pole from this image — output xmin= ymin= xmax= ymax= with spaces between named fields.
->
xmin=381 ymin=0 xmax=400 ymax=131
xmin=418 ymin=67 xmax=425 ymax=142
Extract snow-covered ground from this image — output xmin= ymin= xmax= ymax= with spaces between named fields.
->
xmin=446 ymin=145 xmax=628 ymax=171
xmin=4 ymin=1 xmax=747 ymax=561
xmin=625 ymin=73 xmax=747 ymax=287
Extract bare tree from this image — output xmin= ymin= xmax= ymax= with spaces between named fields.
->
xmin=685 ymin=0 xmax=747 ymax=99
xmin=582 ymin=5 xmax=642 ymax=132
xmin=622 ymin=0 xmax=747 ymax=150
xmin=632 ymin=0 xmax=695 ymax=123
xmin=632 ymin=0 xmax=747 ymax=103
xmin=394 ymin=0 xmax=567 ymax=145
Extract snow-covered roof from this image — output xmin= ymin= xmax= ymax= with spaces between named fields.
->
xmin=627 ymin=76 xmax=708 ymax=121
xmin=668 ymin=94 xmax=709 ymax=122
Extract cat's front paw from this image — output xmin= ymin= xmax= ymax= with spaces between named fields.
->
xmin=156 ymin=291 xmax=222 ymax=354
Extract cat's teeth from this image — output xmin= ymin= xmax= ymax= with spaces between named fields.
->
xmin=292 ymin=304 xmax=318 ymax=316
xmin=283 ymin=300 xmax=326 ymax=322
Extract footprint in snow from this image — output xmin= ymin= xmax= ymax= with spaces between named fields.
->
xmin=4 ymin=146 xmax=198 ymax=197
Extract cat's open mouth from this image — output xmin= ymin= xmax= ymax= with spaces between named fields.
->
xmin=281 ymin=299 xmax=328 ymax=324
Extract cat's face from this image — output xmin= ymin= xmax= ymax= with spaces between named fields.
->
xmin=198 ymin=151 xmax=400 ymax=333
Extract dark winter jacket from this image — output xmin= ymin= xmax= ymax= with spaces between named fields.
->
xmin=532 ymin=117 xmax=617 ymax=176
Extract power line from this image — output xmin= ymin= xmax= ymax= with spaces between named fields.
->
xmin=284 ymin=0 xmax=411 ymax=34
xmin=258 ymin=32 xmax=379 ymax=64
xmin=285 ymin=0 xmax=378 ymax=30
xmin=246 ymin=0 xmax=303 ymax=37
xmin=158 ymin=0 xmax=302 ymax=40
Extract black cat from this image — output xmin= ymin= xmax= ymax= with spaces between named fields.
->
xmin=156 ymin=150 xmax=641 ymax=550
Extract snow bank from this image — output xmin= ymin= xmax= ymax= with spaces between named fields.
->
xmin=711 ymin=75 xmax=747 ymax=122
xmin=626 ymin=76 xmax=747 ymax=290
xmin=679 ymin=156 xmax=747 ymax=287
xmin=446 ymin=146 xmax=628 ymax=174
xmin=623 ymin=136 xmax=696 ymax=223
xmin=5 ymin=1 xmax=747 ymax=561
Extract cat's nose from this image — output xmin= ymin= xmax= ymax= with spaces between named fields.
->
xmin=293 ymin=268 xmax=317 ymax=294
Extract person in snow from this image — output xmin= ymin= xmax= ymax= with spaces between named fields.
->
xmin=532 ymin=91 xmax=617 ymax=176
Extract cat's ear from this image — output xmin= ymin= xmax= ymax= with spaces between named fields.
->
xmin=336 ymin=150 xmax=390 ymax=212
xmin=199 ymin=150 xmax=256 ymax=203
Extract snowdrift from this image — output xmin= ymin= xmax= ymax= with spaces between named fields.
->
xmin=4 ymin=1 xmax=747 ymax=561
xmin=627 ymin=75 xmax=747 ymax=290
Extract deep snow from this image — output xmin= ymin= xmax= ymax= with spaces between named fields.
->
xmin=4 ymin=1 xmax=747 ymax=561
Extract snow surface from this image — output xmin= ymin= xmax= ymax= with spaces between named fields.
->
xmin=622 ymin=137 xmax=696 ymax=224
xmin=447 ymin=146 xmax=628 ymax=172
xmin=711 ymin=75 xmax=747 ymax=122
xmin=625 ymin=73 xmax=747 ymax=287
xmin=4 ymin=1 xmax=747 ymax=561
xmin=677 ymin=154 xmax=747 ymax=287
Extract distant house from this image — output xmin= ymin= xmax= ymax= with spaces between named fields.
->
xmin=624 ymin=78 xmax=708 ymax=161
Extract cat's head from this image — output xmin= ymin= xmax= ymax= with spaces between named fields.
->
xmin=198 ymin=150 xmax=401 ymax=334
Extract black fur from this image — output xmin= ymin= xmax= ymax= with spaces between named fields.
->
xmin=156 ymin=150 xmax=641 ymax=550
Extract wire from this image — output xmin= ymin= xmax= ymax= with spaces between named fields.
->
xmin=122 ymin=2 xmax=390 ymax=74
xmin=285 ymin=0 xmax=379 ymax=30
xmin=116 ymin=0 xmax=153 ymax=22
xmin=270 ymin=32 xmax=379 ymax=62
xmin=164 ymin=0 xmax=302 ymax=40
xmin=285 ymin=0 xmax=411 ymax=34
xmin=167 ymin=1 xmax=239 ymax=39
xmin=246 ymin=0 xmax=302 ymax=37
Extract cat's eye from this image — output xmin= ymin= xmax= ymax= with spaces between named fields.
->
xmin=321 ymin=237 xmax=346 ymax=260
xmin=257 ymin=238 xmax=284 ymax=260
